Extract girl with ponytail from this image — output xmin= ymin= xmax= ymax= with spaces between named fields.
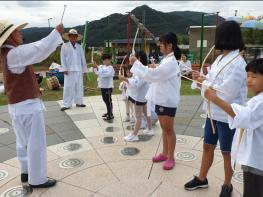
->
xmin=129 ymin=32 xmax=181 ymax=170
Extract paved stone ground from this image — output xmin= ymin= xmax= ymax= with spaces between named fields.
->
xmin=0 ymin=95 xmax=243 ymax=197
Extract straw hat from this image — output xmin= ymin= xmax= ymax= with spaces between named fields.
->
xmin=0 ymin=20 xmax=28 ymax=47
xmin=62 ymin=29 xmax=83 ymax=41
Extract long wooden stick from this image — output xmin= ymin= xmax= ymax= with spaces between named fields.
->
xmin=60 ymin=5 xmax=67 ymax=23
xmin=119 ymin=55 xmax=127 ymax=76
xmin=181 ymin=75 xmax=226 ymax=95
xmin=200 ymin=45 xmax=215 ymax=75
xmin=132 ymin=28 xmax=139 ymax=55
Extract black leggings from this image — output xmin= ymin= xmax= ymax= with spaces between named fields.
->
xmin=101 ymin=88 xmax=113 ymax=116
xmin=243 ymin=171 xmax=263 ymax=197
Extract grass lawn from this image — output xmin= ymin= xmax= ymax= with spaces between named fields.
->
xmin=0 ymin=74 xmax=200 ymax=106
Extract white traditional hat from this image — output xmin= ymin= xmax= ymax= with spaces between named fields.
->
xmin=0 ymin=20 xmax=28 ymax=47
xmin=62 ymin=29 xmax=83 ymax=41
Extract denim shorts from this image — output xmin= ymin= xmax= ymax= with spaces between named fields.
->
xmin=155 ymin=105 xmax=177 ymax=117
xmin=204 ymin=117 xmax=236 ymax=152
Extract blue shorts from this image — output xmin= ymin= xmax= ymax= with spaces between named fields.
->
xmin=155 ymin=105 xmax=177 ymax=117
xmin=204 ymin=117 xmax=236 ymax=152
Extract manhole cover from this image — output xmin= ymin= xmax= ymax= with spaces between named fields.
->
xmin=1 ymin=185 xmax=32 ymax=197
xmin=0 ymin=170 xmax=8 ymax=181
xmin=126 ymin=125 xmax=135 ymax=131
xmin=121 ymin=147 xmax=140 ymax=156
xmin=233 ymin=171 xmax=243 ymax=183
xmin=138 ymin=135 xmax=152 ymax=141
xmin=0 ymin=128 xmax=9 ymax=135
xmin=200 ymin=114 xmax=207 ymax=119
xmin=105 ymin=127 xmax=120 ymax=132
xmin=59 ymin=158 xmax=84 ymax=169
xmin=176 ymin=137 xmax=187 ymax=145
xmin=176 ymin=151 xmax=197 ymax=162
xmin=62 ymin=143 xmax=82 ymax=151
xmin=100 ymin=136 xmax=117 ymax=144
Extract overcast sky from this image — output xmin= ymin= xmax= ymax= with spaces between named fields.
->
xmin=1 ymin=1 xmax=262 ymax=28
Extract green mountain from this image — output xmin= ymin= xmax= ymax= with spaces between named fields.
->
xmin=22 ymin=5 xmax=225 ymax=46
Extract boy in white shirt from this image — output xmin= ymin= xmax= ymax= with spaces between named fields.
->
xmin=205 ymin=58 xmax=263 ymax=197
xmin=93 ymin=54 xmax=115 ymax=120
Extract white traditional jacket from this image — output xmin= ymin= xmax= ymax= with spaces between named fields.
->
xmin=201 ymin=50 xmax=247 ymax=123
xmin=94 ymin=65 xmax=115 ymax=88
xmin=131 ymin=52 xmax=181 ymax=108
xmin=60 ymin=42 xmax=87 ymax=73
xmin=128 ymin=75 xmax=149 ymax=103
xmin=229 ymin=92 xmax=263 ymax=172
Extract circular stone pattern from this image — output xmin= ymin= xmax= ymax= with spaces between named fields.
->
xmin=62 ymin=143 xmax=82 ymax=152
xmin=138 ymin=135 xmax=152 ymax=141
xmin=121 ymin=147 xmax=140 ymax=156
xmin=59 ymin=158 xmax=84 ymax=169
xmin=126 ymin=125 xmax=135 ymax=131
xmin=0 ymin=170 xmax=8 ymax=181
xmin=1 ymin=185 xmax=32 ymax=197
xmin=232 ymin=171 xmax=243 ymax=183
xmin=105 ymin=126 xmax=120 ymax=132
xmin=0 ymin=128 xmax=9 ymax=135
xmin=176 ymin=151 xmax=197 ymax=162
xmin=100 ymin=136 xmax=117 ymax=144
xmin=176 ymin=137 xmax=187 ymax=145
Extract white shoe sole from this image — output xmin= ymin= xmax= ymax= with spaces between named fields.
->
xmin=184 ymin=185 xmax=209 ymax=191
xmin=144 ymin=132 xmax=155 ymax=136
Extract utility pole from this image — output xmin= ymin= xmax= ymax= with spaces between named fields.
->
xmin=48 ymin=18 xmax=52 ymax=32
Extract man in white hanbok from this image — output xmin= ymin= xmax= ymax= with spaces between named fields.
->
xmin=60 ymin=29 xmax=87 ymax=111
xmin=0 ymin=20 xmax=64 ymax=188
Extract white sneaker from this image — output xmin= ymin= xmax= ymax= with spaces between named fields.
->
xmin=130 ymin=116 xmax=135 ymax=124
xmin=123 ymin=116 xmax=130 ymax=122
xmin=124 ymin=133 xmax=139 ymax=142
xmin=143 ymin=128 xmax=155 ymax=136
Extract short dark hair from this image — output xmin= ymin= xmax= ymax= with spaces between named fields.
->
xmin=101 ymin=53 xmax=112 ymax=60
xmin=135 ymin=51 xmax=148 ymax=66
xmin=246 ymin=58 xmax=263 ymax=75
xmin=215 ymin=21 xmax=244 ymax=51
xmin=159 ymin=32 xmax=181 ymax=60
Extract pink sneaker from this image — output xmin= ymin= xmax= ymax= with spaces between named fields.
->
xmin=152 ymin=154 xmax=168 ymax=163
xmin=163 ymin=159 xmax=175 ymax=170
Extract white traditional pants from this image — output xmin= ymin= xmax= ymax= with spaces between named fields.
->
xmin=11 ymin=111 xmax=48 ymax=185
xmin=63 ymin=71 xmax=84 ymax=107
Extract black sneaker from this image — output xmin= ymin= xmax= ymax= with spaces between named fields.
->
xmin=76 ymin=104 xmax=86 ymax=107
xmin=21 ymin=173 xmax=28 ymax=183
xmin=101 ymin=113 xmax=108 ymax=118
xmin=103 ymin=115 xmax=114 ymax=121
xmin=30 ymin=178 xmax=57 ymax=188
xmin=219 ymin=184 xmax=233 ymax=197
xmin=184 ymin=176 xmax=209 ymax=191
xmin=61 ymin=107 xmax=70 ymax=111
